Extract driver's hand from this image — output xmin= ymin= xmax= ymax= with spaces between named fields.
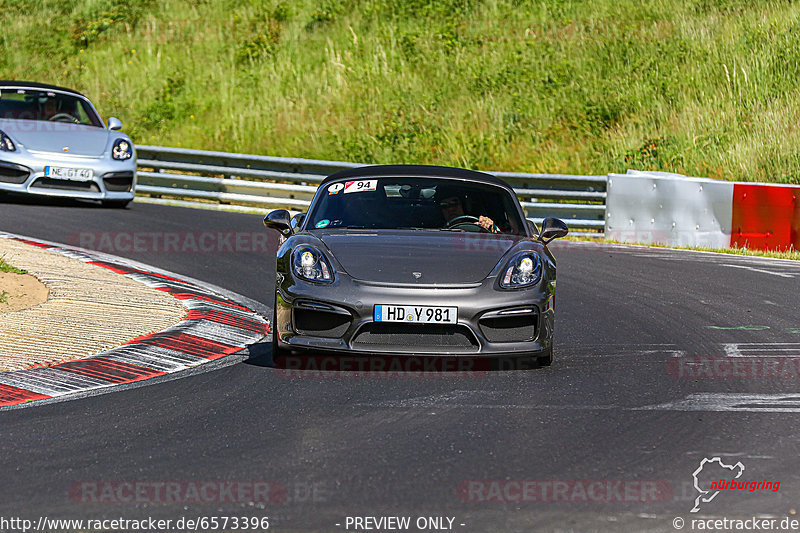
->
xmin=478 ymin=216 xmax=495 ymax=232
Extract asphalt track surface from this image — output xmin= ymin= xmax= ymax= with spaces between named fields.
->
xmin=2 ymin=195 xmax=800 ymax=532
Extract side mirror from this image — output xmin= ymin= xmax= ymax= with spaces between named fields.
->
xmin=538 ymin=217 xmax=569 ymax=245
xmin=107 ymin=117 xmax=123 ymax=131
xmin=264 ymin=209 xmax=292 ymax=236
xmin=290 ymin=213 xmax=306 ymax=232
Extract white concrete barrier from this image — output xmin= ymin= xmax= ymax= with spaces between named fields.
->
xmin=606 ymin=170 xmax=734 ymax=248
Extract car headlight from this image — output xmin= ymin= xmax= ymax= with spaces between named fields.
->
xmin=292 ymin=245 xmax=333 ymax=283
xmin=499 ymin=252 xmax=542 ymax=289
xmin=112 ymin=138 xmax=132 ymax=160
xmin=0 ymin=130 xmax=16 ymax=152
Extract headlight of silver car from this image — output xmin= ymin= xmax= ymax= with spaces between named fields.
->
xmin=499 ymin=252 xmax=541 ymax=289
xmin=292 ymin=245 xmax=333 ymax=283
xmin=112 ymin=138 xmax=132 ymax=160
xmin=0 ymin=130 xmax=16 ymax=152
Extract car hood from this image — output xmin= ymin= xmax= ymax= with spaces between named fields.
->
xmin=0 ymin=118 xmax=110 ymax=156
xmin=318 ymin=231 xmax=523 ymax=284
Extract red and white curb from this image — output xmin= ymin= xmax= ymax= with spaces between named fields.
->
xmin=0 ymin=233 xmax=270 ymax=408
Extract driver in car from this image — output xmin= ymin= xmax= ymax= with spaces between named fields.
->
xmin=438 ymin=193 xmax=496 ymax=232
xmin=40 ymin=98 xmax=75 ymax=122
xmin=41 ymin=99 xmax=59 ymax=120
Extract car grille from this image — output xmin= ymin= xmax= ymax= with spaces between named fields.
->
xmin=293 ymin=307 xmax=351 ymax=338
xmin=479 ymin=313 xmax=538 ymax=343
xmin=102 ymin=171 xmax=134 ymax=192
xmin=0 ymin=163 xmax=30 ymax=184
xmin=31 ymin=178 xmax=100 ymax=193
xmin=353 ymin=323 xmax=479 ymax=351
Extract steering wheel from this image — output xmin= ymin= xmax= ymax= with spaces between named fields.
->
xmin=444 ymin=215 xmax=499 ymax=233
xmin=48 ymin=113 xmax=78 ymax=123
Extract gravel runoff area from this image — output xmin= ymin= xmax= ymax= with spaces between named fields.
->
xmin=0 ymin=238 xmax=186 ymax=372
xmin=0 ymin=270 xmax=48 ymax=314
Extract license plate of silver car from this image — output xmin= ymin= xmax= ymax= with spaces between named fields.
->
xmin=44 ymin=166 xmax=94 ymax=181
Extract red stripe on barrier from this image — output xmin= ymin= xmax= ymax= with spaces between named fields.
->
xmin=0 ymin=384 xmax=52 ymax=407
xmin=131 ymin=333 xmax=240 ymax=360
xmin=731 ymin=183 xmax=800 ymax=251
xmin=56 ymin=357 xmax=167 ymax=384
xmin=185 ymin=309 xmax=267 ymax=333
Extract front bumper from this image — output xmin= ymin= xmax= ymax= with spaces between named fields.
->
xmin=274 ymin=273 xmax=555 ymax=357
xmin=0 ymin=149 xmax=136 ymax=201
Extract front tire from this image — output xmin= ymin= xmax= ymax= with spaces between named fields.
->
xmin=537 ymin=345 xmax=553 ymax=367
xmin=271 ymin=297 xmax=283 ymax=359
xmin=102 ymin=199 xmax=130 ymax=209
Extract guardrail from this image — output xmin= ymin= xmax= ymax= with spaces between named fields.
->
xmin=134 ymin=145 xmax=607 ymax=231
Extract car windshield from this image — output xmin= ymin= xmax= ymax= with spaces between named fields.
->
xmin=306 ymin=177 xmax=526 ymax=235
xmin=0 ymin=88 xmax=103 ymax=127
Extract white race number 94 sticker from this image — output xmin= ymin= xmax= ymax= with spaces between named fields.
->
xmin=344 ymin=180 xmax=377 ymax=194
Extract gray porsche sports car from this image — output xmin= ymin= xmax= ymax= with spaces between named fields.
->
xmin=264 ymin=165 xmax=568 ymax=366
xmin=0 ymin=81 xmax=136 ymax=208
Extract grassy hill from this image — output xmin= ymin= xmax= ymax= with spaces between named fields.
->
xmin=3 ymin=0 xmax=800 ymax=182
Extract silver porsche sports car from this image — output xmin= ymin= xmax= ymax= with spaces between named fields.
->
xmin=264 ymin=165 xmax=568 ymax=367
xmin=0 ymin=81 xmax=136 ymax=208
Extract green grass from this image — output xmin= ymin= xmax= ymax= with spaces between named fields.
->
xmin=0 ymin=256 xmax=25 ymax=305
xmin=3 ymin=0 xmax=800 ymax=181
xmin=565 ymin=235 xmax=800 ymax=261
xmin=0 ymin=255 xmax=26 ymax=274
